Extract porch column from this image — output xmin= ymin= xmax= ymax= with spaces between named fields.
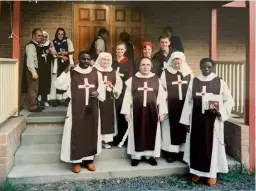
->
xmin=12 ymin=1 xmax=20 ymax=60
xmin=248 ymin=0 xmax=255 ymax=173
xmin=210 ymin=9 xmax=217 ymax=60
xmin=12 ymin=0 xmax=21 ymax=115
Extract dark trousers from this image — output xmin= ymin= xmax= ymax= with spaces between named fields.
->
xmin=26 ymin=70 xmax=39 ymax=110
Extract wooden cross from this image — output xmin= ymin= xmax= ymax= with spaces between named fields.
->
xmin=78 ymin=78 xmax=95 ymax=105
xmin=171 ymin=75 xmax=188 ymax=100
xmin=196 ymin=86 xmax=213 ymax=113
xmin=137 ymin=81 xmax=153 ymax=107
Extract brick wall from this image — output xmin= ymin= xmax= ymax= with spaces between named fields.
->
xmin=141 ymin=2 xmax=247 ymax=75
xmin=0 ymin=2 xmax=247 ymax=76
xmin=0 ymin=117 xmax=26 ymax=181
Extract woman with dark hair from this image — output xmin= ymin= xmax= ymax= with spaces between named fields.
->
xmin=50 ymin=28 xmax=74 ymax=106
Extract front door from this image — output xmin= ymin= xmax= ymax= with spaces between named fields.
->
xmin=74 ymin=4 xmax=143 ymax=63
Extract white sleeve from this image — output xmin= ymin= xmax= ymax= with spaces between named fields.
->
xmin=179 ymin=78 xmax=194 ymax=126
xmin=113 ymin=71 xmax=123 ymax=99
xmin=157 ymin=79 xmax=168 ymax=114
xmin=97 ymin=71 xmax=106 ymax=102
xmin=160 ymin=71 xmax=167 ymax=89
xmin=55 ymin=71 xmax=71 ymax=91
xmin=67 ymin=38 xmax=74 ymax=52
xmin=26 ymin=44 xmax=38 ymax=73
xmin=120 ymin=78 xmax=132 ymax=115
xmin=95 ymin=39 xmax=105 ymax=51
xmin=218 ymin=79 xmax=235 ymax=122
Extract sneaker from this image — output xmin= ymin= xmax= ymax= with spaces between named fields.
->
xmin=102 ymin=143 xmax=112 ymax=149
xmin=44 ymin=102 xmax=50 ymax=107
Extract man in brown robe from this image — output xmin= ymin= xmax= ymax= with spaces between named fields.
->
xmin=121 ymin=57 xmax=168 ymax=167
xmin=55 ymin=51 xmax=105 ymax=173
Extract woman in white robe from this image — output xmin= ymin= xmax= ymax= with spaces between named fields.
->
xmin=93 ymin=52 xmax=123 ymax=149
xmin=180 ymin=58 xmax=234 ymax=185
xmin=160 ymin=51 xmax=193 ymax=163
xmin=121 ymin=57 xmax=168 ymax=166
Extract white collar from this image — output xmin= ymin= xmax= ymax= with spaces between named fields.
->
xmin=197 ymin=72 xmax=217 ymax=81
xmin=74 ymin=65 xmax=92 ymax=74
xmin=135 ymin=72 xmax=155 ymax=78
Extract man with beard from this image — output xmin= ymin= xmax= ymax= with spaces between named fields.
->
xmin=55 ymin=51 xmax=105 ymax=173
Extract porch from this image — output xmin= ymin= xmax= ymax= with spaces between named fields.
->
xmin=0 ymin=0 xmax=254 ymax=183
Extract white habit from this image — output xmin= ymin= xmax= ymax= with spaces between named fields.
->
xmin=180 ymin=72 xmax=235 ymax=178
xmin=121 ymin=72 xmax=168 ymax=160
xmin=93 ymin=52 xmax=123 ymax=143
xmin=55 ymin=65 xmax=106 ymax=163
xmin=160 ymin=51 xmax=193 ymax=153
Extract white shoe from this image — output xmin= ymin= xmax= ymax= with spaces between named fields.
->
xmin=44 ymin=102 xmax=50 ymax=107
xmin=102 ymin=143 xmax=111 ymax=149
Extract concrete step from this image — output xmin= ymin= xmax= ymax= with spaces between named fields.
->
xmin=20 ymin=106 xmax=67 ymax=124
xmin=7 ymin=159 xmax=189 ymax=184
xmin=21 ymin=127 xmax=63 ymax=145
xmin=14 ymin=144 xmax=128 ymax=165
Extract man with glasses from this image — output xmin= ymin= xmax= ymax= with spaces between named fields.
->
xmin=22 ymin=28 xmax=45 ymax=112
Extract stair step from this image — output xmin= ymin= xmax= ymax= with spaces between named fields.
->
xmin=7 ymin=159 xmax=189 ymax=184
xmin=21 ymin=127 xmax=63 ymax=145
xmin=15 ymin=144 xmax=128 ymax=165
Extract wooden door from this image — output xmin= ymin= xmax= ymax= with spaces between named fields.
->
xmin=74 ymin=4 xmax=144 ymax=63
xmin=111 ymin=5 xmax=143 ymax=59
xmin=74 ymin=4 xmax=111 ymax=63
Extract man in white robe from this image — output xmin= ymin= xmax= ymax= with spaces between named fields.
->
xmin=93 ymin=52 xmax=123 ymax=149
xmin=55 ymin=50 xmax=105 ymax=173
xmin=160 ymin=52 xmax=193 ymax=163
xmin=180 ymin=58 xmax=234 ymax=185
xmin=121 ymin=57 xmax=168 ymax=166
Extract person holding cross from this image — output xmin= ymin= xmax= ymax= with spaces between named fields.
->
xmin=55 ymin=50 xmax=106 ymax=173
xmin=120 ymin=57 xmax=168 ymax=167
xmin=93 ymin=52 xmax=123 ymax=149
xmin=160 ymin=51 xmax=193 ymax=163
xmin=179 ymin=58 xmax=234 ymax=186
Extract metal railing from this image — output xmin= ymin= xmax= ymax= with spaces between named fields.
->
xmin=215 ymin=61 xmax=245 ymax=117
xmin=0 ymin=58 xmax=19 ymax=124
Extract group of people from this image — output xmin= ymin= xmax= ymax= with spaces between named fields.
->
xmin=22 ymin=27 xmax=235 ymax=186
xmin=22 ymin=27 xmax=75 ymax=111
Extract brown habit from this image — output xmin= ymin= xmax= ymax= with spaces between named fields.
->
xmin=98 ymin=70 xmax=116 ymax=134
xmin=70 ymin=68 xmax=99 ymax=161
xmin=190 ymin=77 xmax=221 ymax=172
xmin=132 ymin=76 xmax=159 ymax=152
xmin=165 ymin=70 xmax=191 ymax=145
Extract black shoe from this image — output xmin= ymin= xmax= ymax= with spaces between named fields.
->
xmin=131 ymin=159 xmax=139 ymax=166
xmin=65 ymin=98 xmax=70 ymax=107
xmin=148 ymin=157 xmax=157 ymax=166
xmin=29 ymin=107 xmax=43 ymax=112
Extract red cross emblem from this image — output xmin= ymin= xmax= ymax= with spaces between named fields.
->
xmin=85 ymin=85 xmax=90 ymax=88
xmin=202 ymin=92 xmax=205 ymax=96
xmin=178 ymin=81 xmax=182 ymax=84
xmin=144 ymin=88 xmax=148 ymax=91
